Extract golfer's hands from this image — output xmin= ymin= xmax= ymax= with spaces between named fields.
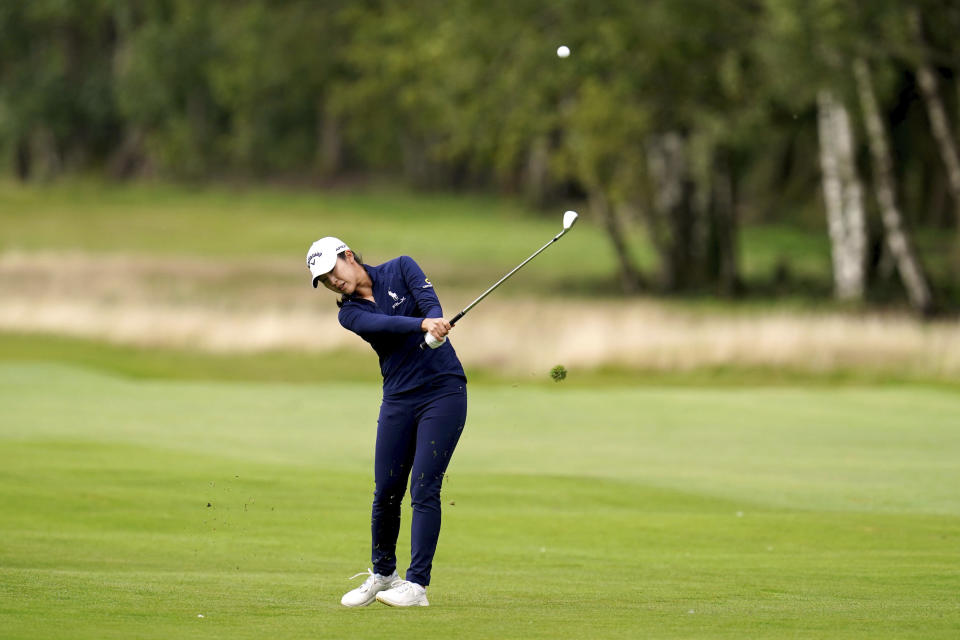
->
xmin=421 ymin=317 xmax=451 ymax=341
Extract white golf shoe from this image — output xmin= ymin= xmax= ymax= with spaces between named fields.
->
xmin=375 ymin=579 xmax=429 ymax=607
xmin=340 ymin=569 xmax=399 ymax=607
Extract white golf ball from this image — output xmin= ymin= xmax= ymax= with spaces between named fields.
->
xmin=556 ymin=45 xmax=570 ymax=58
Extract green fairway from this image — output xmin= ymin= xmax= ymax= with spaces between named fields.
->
xmin=7 ymin=179 xmax=959 ymax=308
xmin=0 ymin=179 xmax=643 ymax=296
xmin=1 ymin=179 xmax=843 ymax=298
xmin=2 ymin=362 xmax=958 ymax=639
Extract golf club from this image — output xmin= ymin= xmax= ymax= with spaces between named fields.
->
xmin=420 ymin=210 xmax=579 ymax=350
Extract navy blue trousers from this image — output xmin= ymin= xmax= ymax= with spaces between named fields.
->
xmin=371 ymin=376 xmax=467 ymax=587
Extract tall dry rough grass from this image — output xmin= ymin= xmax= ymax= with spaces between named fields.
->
xmin=3 ymin=251 xmax=959 ymax=376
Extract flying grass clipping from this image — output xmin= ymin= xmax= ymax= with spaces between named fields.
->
xmin=550 ymin=364 xmax=567 ymax=382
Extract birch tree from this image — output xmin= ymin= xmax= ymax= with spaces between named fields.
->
xmin=853 ymin=58 xmax=934 ymax=314
xmin=908 ymin=7 xmax=960 ymax=239
xmin=817 ymin=89 xmax=867 ymax=301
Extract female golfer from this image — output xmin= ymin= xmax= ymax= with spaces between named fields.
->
xmin=306 ymin=236 xmax=467 ymax=608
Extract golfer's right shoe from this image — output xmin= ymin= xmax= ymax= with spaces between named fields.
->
xmin=341 ymin=569 xmax=399 ymax=607
xmin=375 ymin=579 xmax=429 ymax=607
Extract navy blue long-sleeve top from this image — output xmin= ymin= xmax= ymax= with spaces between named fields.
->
xmin=338 ymin=256 xmax=466 ymax=396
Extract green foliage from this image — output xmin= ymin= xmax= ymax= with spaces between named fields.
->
xmin=1 ymin=1 xmax=957 ymax=190
xmin=0 ymin=0 xmax=121 ymax=177
xmin=549 ymin=364 xmax=567 ymax=382
xmin=114 ymin=2 xmax=220 ymax=177
xmin=206 ymin=2 xmax=345 ymax=172
xmin=1 ymin=1 xmax=958 ymax=301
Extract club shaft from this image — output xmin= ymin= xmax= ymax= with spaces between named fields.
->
xmin=450 ymin=229 xmax=567 ymax=325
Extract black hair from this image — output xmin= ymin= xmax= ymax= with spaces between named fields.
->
xmin=335 ymin=249 xmax=364 ymax=308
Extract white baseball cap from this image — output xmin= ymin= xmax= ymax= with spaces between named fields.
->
xmin=306 ymin=236 xmax=349 ymax=287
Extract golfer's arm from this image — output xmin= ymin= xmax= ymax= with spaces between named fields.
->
xmin=339 ymin=306 xmax=424 ymax=337
xmin=399 ymin=256 xmax=444 ymax=318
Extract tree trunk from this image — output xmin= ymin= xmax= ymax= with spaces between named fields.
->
xmin=317 ymin=98 xmax=343 ymax=175
xmin=589 ymin=189 xmax=642 ymax=294
xmin=956 ymin=76 xmax=960 ymax=125
xmin=523 ymin=136 xmax=550 ymax=207
xmin=817 ymin=89 xmax=867 ymax=301
xmin=708 ymin=150 xmax=741 ymax=296
xmin=910 ymin=9 xmax=960 ymax=238
xmin=108 ymin=128 xmax=149 ymax=179
xmin=853 ymin=58 xmax=934 ymax=314
xmin=646 ymin=132 xmax=696 ymax=291
xmin=29 ymin=127 xmax=62 ymax=181
xmin=15 ymin=138 xmax=31 ymax=181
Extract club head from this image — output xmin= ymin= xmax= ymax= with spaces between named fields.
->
xmin=562 ymin=210 xmax=579 ymax=230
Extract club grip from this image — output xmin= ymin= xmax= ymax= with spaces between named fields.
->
xmin=418 ymin=313 xmax=461 ymax=351
xmin=419 ymin=332 xmax=446 ymax=351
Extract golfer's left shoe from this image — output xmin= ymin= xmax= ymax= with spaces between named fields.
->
xmin=375 ymin=579 xmax=429 ymax=607
xmin=341 ymin=569 xmax=399 ymax=607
